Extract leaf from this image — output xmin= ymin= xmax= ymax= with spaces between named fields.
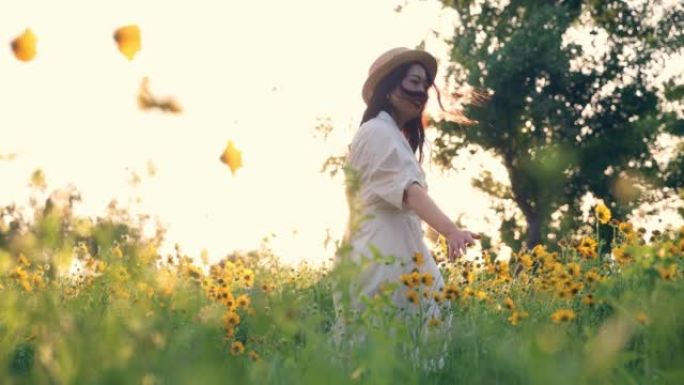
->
xmin=219 ymin=140 xmax=242 ymax=175
xmin=113 ymin=25 xmax=141 ymax=60
xmin=11 ymin=28 xmax=37 ymax=62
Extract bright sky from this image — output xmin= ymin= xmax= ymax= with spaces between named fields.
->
xmin=1 ymin=0 xmax=681 ymax=267
xmin=0 ymin=0 xmax=489 ymax=266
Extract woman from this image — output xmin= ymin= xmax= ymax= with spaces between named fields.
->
xmin=333 ymin=47 xmax=481 ymax=338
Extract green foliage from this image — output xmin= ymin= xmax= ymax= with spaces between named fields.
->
xmin=433 ymin=0 xmax=684 ymax=246
xmin=1 ymin=184 xmax=684 ymax=384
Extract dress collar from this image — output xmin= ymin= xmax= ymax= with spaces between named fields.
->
xmin=376 ymin=110 xmax=414 ymax=150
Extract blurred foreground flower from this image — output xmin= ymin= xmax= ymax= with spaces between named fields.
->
xmin=11 ymin=28 xmax=37 ymax=62
xmin=220 ymin=140 xmax=243 ymax=175
xmin=138 ymin=77 xmax=183 ymax=114
xmin=30 ymin=169 xmax=47 ymax=191
xmin=551 ymin=309 xmax=576 ymax=323
xmin=230 ymin=341 xmax=245 ymax=355
xmin=113 ymin=25 xmax=141 ymax=60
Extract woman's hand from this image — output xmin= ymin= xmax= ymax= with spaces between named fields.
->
xmin=445 ymin=228 xmax=481 ymax=261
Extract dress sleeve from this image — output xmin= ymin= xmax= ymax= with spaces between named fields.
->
xmin=355 ymin=123 xmax=426 ymax=210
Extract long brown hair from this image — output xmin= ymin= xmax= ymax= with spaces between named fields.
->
xmin=361 ymin=61 xmax=485 ymax=164
xmin=361 ymin=61 xmax=429 ymax=163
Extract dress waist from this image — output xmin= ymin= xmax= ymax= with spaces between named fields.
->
xmin=361 ymin=207 xmax=423 ymax=234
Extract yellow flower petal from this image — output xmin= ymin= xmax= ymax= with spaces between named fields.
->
xmin=220 ymin=140 xmax=243 ymax=175
xmin=137 ymin=77 xmax=183 ymax=114
xmin=11 ymin=28 xmax=37 ymax=62
xmin=114 ymin=25 xmax=141 ymax=60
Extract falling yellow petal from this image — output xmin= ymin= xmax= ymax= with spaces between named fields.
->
xmin=137 ymin=77 xmax=183 ymax=114
xmin=114 ymin=25 xmax=141 ymax=60
xmin=220 ymin=140 xmax=243 ymax=175
xmin=11 ymin=28 xmax=37 ymax=62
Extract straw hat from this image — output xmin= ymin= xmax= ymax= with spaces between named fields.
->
xmin=362 ymin=47 xmax=438 ymax=105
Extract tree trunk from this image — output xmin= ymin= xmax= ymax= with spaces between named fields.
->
xmin=525 ymin=212 xmax=542 ymax=248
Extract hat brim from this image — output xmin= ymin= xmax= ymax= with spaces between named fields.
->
xmin=362 ymin=50 xmax=437 ymax=105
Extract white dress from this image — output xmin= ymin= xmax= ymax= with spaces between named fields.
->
xmin=333 ymin=110 xmax=447 ymax=327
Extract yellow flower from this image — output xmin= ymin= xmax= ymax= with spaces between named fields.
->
xmin=503 ymin=297 xmax=515 ymax=310
xmin=261 ymin=282 xmax=274 ymax=294
xmin=19 ymin=278 xmax=33 ymax=293
xmin=585 ymin=269 xmax=601 ymax=284
xmin=576 ymin=237 xmax=597 ymax=259
xmin=222 ymin=291 xmax=236 ymax=309
xmin=11 ymin=28 xmax=37 ymax=62
xmin=400 ymin=273 xmax=413 ymax=288
xmin=412 ymin=252 xmax=425 ymax=267
xmin=595 ymin=203 xmax=611 ymax=224
xmin=635 ymin=312 xmax=650 ymax=325
xmin=248 ymin=350 xmax=261 ymax=362
xmin=428 ymin=317 xmax=442 ymax=327
xmin=508 ymin=311 xmax=528 ymax=326
xmin=444 ymin=283 xmax=460 ymax=301
xmin=231 ymin=341 xmax=245 ymax=355
xmin=657 ymin=264 xmax=677 ymax=280
xmin=550 ymin=309 xmax=576 ymax=323
xmin=406 ymin=289 xmax=420 ymax=305
xmin=223 ymin=311 xmax=240 ymax=328
xmin=519 ymin=254 xmax=533 ymax=270
xmin=432 ymin=291 xmax=446 ymax=304
xmin=556 ymin=288 xmax=572 ymax=300
xmin=466 ymin=270 xmax=476 ymax=284
xmin=112 ymin=245 xmax=123 ymax=259
xmin=532 ymin=244 xmax=548 ymax=258
xmin=409 ymin=271 xmax=421 ymax=287
xmin=236 ymin=294 xmax=251 ymax=309
xmin=97 ymin=260 xmax=108 ymax=273
xmin=421 ymin=272 xmax=434 ymax=287
xmin=32 ymin=273 xmax=46 ymax=290
xmin=612 ymin=246 xmax=632 ymax=265
xmin=619 ymin=222 xmax=634 ymax=234
xmin=240 ymin=268 xmax=255 ymax=288
xmin=581 ymin=294 xmax=595 ymax=306
xmin=438 ymin=235 xmax=448 ymax=258
xmin=18 ymin=253 xmax=30 ymax=267
xmin=568 ymin=282 xmax=584 ymax=296
xmin=566 ymin=262 xmax=581 ymax=278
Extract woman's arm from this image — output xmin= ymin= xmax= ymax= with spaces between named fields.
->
xmin=404 ymin=183 xmax=458 ymax=236
xmin=404 ymin=182 xmax=479 ymax=259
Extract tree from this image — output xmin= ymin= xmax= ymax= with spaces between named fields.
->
xmin=430 ymin=0 xmax=684 ymax=248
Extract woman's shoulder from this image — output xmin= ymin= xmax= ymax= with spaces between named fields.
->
xmin=356 ymin=114 xmax=397 ymax=144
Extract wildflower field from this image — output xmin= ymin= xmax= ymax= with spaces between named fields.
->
xmin=1 ymin=191 xmax=683 ymax=385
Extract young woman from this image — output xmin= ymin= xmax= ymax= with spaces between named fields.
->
xmin=334 ymin=47 xmax=481 ymax=333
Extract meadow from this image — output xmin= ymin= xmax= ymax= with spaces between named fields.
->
xmin=3 ymin=2 xmax=684 ymax=383
xmin=1 ymin=183 xmax=682 ymax=385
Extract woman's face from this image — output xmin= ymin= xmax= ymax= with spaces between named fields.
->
xmin=388 ymin=64 xmax=430 ymax=120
